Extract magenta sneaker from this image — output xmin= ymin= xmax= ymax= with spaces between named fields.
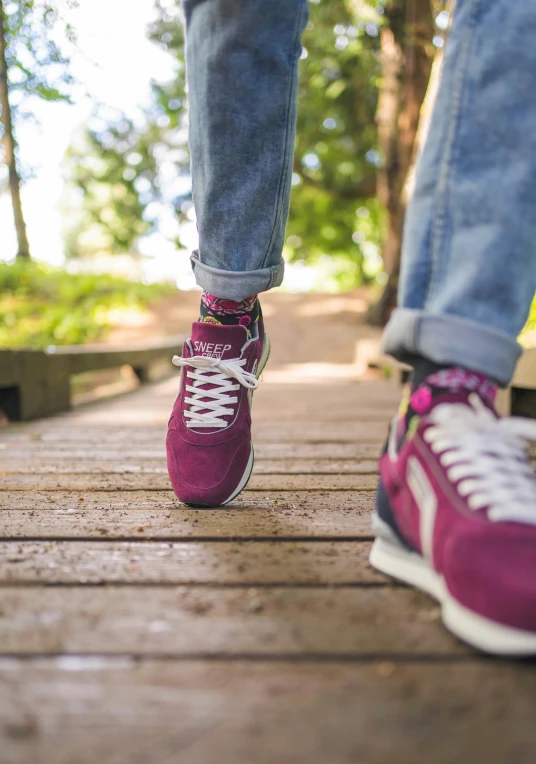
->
xmin=166 ymin=316 xmax=270 ymax=507
xmin=370 ymin=372 xmax=536 ymax=655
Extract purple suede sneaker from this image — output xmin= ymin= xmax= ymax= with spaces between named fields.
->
xmin=370 ymin=372 xmax=536 ymax=655
xmin=166 ymin=317 xmax=270 ymax=507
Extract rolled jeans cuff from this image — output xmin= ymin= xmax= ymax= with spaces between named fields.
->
xmin=190 ymin=251 xmax=284 ymax=301
xmin=382 ymin=308 xmax=523 ymax=387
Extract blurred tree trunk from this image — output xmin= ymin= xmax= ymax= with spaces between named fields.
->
xmin=0 ymin=0 xmax=31 ymax=260
xmin=367 ymin=0 xmax=435 ymax=326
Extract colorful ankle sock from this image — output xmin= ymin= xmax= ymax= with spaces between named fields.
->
xmin=199 ymin=292 xmax=260 ymax=336
xmin=398 ymin=364 xmax=498 ymax=441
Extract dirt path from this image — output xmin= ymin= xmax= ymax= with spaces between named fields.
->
xmin=106 ymin=288 xmax=383 ymax=372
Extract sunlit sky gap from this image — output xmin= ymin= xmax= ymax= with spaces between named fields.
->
xmin=0 ymin=0 xmax=177 ymax=269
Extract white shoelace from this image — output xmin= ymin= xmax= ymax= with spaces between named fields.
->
xmin=423 ymin=393 xmax=536 ymax=524
xmin=172 ymin=354 xmax=259 ymax=429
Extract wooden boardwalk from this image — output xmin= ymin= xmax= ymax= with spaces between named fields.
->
xmin=1 ymin=321 xmax=536 ymax=762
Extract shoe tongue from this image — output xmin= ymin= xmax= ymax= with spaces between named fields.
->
xmin=190 ymin=321 xmax=248 ymax=360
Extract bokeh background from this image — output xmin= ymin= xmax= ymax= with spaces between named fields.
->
xmin=1 ymin=0 xmax=533 ymax=352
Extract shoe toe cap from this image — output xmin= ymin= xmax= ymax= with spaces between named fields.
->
xmin=166 ymin=429 xmax=252 ymax=506
xmin=444 ymin=525 xmax=536 ymax=632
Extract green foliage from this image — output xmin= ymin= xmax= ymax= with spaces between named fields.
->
xmin=2 ymin=0 xmax=75 ymax=102
xmin=63 ymin=116 xmax=160 ymax=257
xmin=519 ymin=295 xmax=536 ymax=348
xmin=62 ymin=0 xmax=189 ymax=258
xmin=64 ymin=0 xmax=385 ymax=288
xmin=0 ymin=260 xmax=173 ymax=348
xmin=526 ymin=297 xmax=536 ymax=329
xmin=287 ymin=0 xmax=384 ymax=279
xmin=1 ymin=0 xmax=76 ymax=182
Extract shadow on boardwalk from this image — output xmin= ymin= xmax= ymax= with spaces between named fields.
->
xmin=1 ymin=293 xmax=536 ymax=763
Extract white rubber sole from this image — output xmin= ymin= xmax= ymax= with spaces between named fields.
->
xmin=220 ymin=334 xmax=271 ymax=507
xmin=221 ymin=444 xmax=255 ymax=506
xmin=257 ymin=333 xmax=271 ymax=379
xmin=370 ymin=521 xmax=536 ymax=656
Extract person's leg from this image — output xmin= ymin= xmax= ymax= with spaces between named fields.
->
xmin=371 ymin=0 xmax=536 ymax=655
xmin=184 ymin=0 xmax=308 ymax=301
xmin=167 ymin=0 xmax=308 ymax=507
xmin=383 ymin=0 xmax=536 ymax=387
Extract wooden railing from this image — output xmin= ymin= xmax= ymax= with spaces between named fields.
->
xmin=0 ymin=335 xmax=185 ymax=421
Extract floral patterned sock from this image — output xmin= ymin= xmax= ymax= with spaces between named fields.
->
xmin=397 ymin=365 xmax=498 ymax=443
xmin=199 ymin=292 xmax=260 ymax=337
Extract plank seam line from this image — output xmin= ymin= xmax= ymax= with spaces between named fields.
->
xmin=0 ymin=581 xmax=397 ymax=589
xmin=0 ymin=652 xmax=475 ymax=663
xmin=0 ymin=487 xmax=378 ymax=493
xmin=0 ymin=456 xmax=378 ymax=462
xmin=2 ymin=471 xmax=379 ymax=477
xmin=0 ymin=536 xmax=375 ymax=543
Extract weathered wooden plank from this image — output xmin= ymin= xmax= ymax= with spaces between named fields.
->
xmin=0 ymin=490 xmax=376 ymax=511
xmin=0 ymin=413 xmax=390 ymax=436
xmin=0 ymin=400 xmax=392 ymax=426
xmin=0 ymin=442 xmax=382 ymax=460
xmin=0 ymin=458 xmax=379 ymax=475
xmin=0 ymin=422 xmax=389 ymax=443
xmin=0 ymin=540 xmax=380 ymax=584
xmin=0 ymin=586 xmax=461 ymax=655
xmin=1 ymin=661 xmax=535 ymax=764
xmin=0 ymin=473 xmax=378 ymax=491
xmin=0 ymin=378 xmax=397 ymax=410
xmin=0 ymin=506 xmax=374 ymax=539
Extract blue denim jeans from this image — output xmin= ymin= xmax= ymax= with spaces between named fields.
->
xmin=183 ymin=0 xmax=308 ymax=300
xmin=185 ymin=0 xmax=536 ymax=385
xmin=382 ymin=0 xmax=536 ymax=386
